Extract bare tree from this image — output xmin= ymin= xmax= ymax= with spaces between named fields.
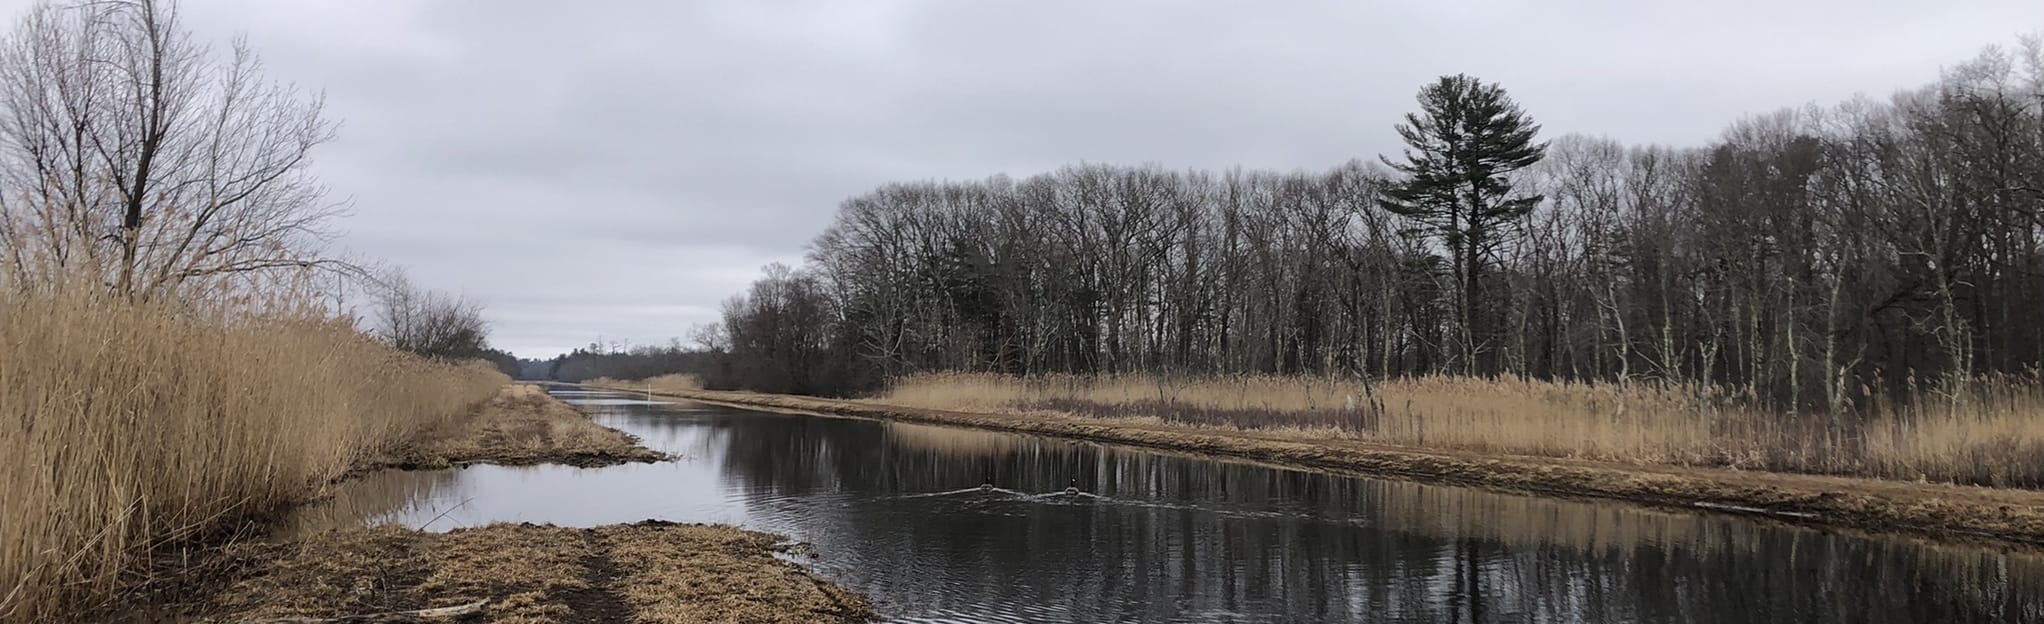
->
xmin=697 ymin=36 xmax=2044 ymax=424
xmin=0 ymin=0 xmax=339 ymax=299
xmin=372 ymin=270 xmax=488 ymax=360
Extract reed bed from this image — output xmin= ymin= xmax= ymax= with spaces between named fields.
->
xmin=604 ymin=373 xmax=704 ymax=395
xmin=878 ymin=372 xmax=2044 ymax=487
xmin=0 ymin=287 xmax=506 ymax=623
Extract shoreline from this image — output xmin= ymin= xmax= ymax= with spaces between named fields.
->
xmin=581 ymin=382 xmax=2044 ymax=549
xmin=133 ymin=384 xmax=877 ymax=624
xmin=350 ymin=383 xmax=667 ymax=475
xmin=166 ymin=521 xmax=875 ymax=624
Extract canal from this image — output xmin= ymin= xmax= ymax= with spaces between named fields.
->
xmin=289 ymin=388 xmax=2044 ymax=623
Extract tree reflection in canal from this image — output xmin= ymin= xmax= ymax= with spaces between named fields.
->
xmin=294 ymin=393 xmax=2044 ymax=623
xmin=707 ymin=414 xmax=2044 ymax=623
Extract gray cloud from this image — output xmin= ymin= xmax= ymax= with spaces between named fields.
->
xmin=68 ymin=0 xmax=2039 ymax=356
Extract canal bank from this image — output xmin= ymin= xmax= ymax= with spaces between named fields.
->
xmin=146 ymin=385 xmax=875 ymax=624
xmin=168 ymin=521 xmax=872 ymax=624
xmin=582 ymin=382 xmax=2044 ymax=549
xmin=350 ymin=383 xmax=668 ymax=473
xmin=275 ymin=386 xmax=2044 ymax=623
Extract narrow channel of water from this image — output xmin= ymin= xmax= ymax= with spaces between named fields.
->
xmin=290 ymin=388 xmax=2044 ymax=623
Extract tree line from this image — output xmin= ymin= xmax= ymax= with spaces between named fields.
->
xmin=545 ymin=341 xmax=715 ymax=383
xmin=710 ymin=40 xmax=2044 ymax=413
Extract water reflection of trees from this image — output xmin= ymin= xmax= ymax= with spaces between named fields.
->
xmin=279 ymin=469 xmax=463 ymax=537
xmin=708 ymin=414 xmax=2044 ymax=623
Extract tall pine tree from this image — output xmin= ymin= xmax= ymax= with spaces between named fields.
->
xmin=1379 ymin=74 xmax=1547 ymax=376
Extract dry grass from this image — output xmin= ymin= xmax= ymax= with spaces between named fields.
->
xmin=364 ymin=383 xmax=666 ymax=471
xmin=595 ymin=373 xmax=703 ymax=395
xmin=411 ymin=524 xmax=598 ymax=623
xmin=878 ymin=372 xmax=2044 ymax=487
xmin=0 ymin=286 xmax=506 ymax=623
xmin=599 ymin=522 xmax=873 ymax=624
xmin=195 ymin=526 xmax=430 ymax=621
xmin=185 ymin=522 xmax=874 ymax=624
xmin=591 ymin=382 xmax=2044 ymax=547
xmin=191 ymin=524 xmax=594 ymax=624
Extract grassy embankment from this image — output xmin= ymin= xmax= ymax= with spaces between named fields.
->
xmin=884 ymin=372 xmax=2044 ymax=487
xmin=357 ymin=383 xmax=667 ymax=473
xmin=156 ymin=384 xmax=849 ymax=623
xmin=184 ymin=385 xmax=863 ymax=623
xmin=0 ymin=285 xmax=857 ymax=622
xmin=0 ymin=288 xmax=506 ymax=622
xmin=596 ymin=372 xmax=2044 ymax=546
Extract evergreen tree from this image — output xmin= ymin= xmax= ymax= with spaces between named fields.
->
xmin=1378 ymin=74 xmax=1547 ymax=375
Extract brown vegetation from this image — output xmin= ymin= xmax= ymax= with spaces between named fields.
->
xmin=697 ymin=36 xmax=2044 ymax=507
xmin=176 ymin=522 xmax=874 ymax=624
xmin=0 ymin=288 xmax=507 ymax=623
xmin=884 ymin=372 xmax=2044 ymax=487
xmin=597 ymin=523 xmax=872 ymax=623
xmin=360 ymin=384 xmax=666 ymax=472
xmin=591 ymin=381 xmax=2044 ymax=548
xmin=595 ymin=374 xmax=703 ymax=395
xmin=0 ymin=1 xmax=659 ymax=621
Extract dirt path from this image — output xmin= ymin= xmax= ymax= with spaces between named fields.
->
xmin=586 ymin=383 xmax=2044 ymax=548
xmin=356 ymin=384 xmax=665 ymax=474
xmin=173 ymin=522 xmax=873 ymax=623
xmin=565 ymin=532 xmax=634 ymax=623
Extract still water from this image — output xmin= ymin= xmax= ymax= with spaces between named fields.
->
xmin=292 ymin=388 xmax=2044 ymax=623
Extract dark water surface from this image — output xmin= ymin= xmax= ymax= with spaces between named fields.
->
xmin=293 ymin=388 xmax=2044 ymax=623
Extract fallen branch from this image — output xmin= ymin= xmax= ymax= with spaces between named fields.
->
xmin=244 ymin=599 xmax=486 ymax=623
xmin=1692 ymin=501 xmax=1820 ymax=520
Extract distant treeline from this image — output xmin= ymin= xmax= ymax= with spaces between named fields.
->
xmin=705 ymin=39 xmax=2044 ymax=409
xmin=541 ymin=344 xmax=716 ymax=383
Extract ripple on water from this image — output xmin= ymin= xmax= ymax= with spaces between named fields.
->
xmin=562 ymin=398 xmax=669 ymax=406
xmin=284 ymin=388 xmax=2044 ymax=624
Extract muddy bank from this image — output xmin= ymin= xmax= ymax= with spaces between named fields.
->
xmin=586 ymin=383 xmax=2044 ymax=548
xmin=157 ymin=521 xmax=872 ymax=624
xmin=121 ymin=388 xmax=865 ymax=623
xmin=111 ymin=386 xmax=862 ymax=617
xmin=358 ymin=384 xmax=666 ymax=474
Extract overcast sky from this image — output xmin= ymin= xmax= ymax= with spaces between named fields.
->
xmin=32 ymin=0 xmax=2035 ymax=358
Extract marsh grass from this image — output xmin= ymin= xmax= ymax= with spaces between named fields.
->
xmin=193 ymin=522 xmax=873 ymax=624
xmin=607 ymin=373 xmax=704 ymax=395
xmin=0 ymin=286 xmax=505 ymax=622
xmin=365 ymin=383 xmax=666 ymax=470
xmin=879 ymin=372 xmax=2044 ymax=487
